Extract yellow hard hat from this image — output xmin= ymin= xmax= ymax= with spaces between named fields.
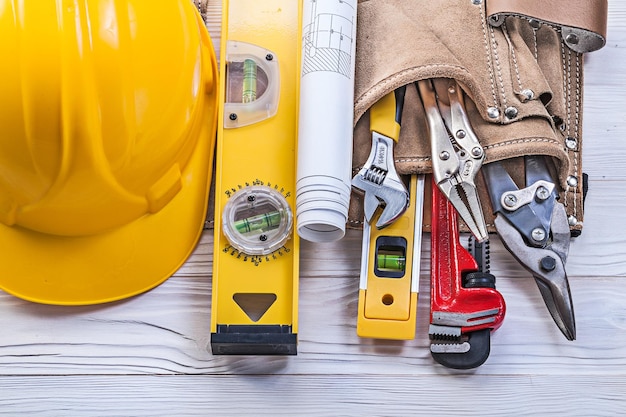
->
xmin=0 ymin=0 xmax=218 ymax=304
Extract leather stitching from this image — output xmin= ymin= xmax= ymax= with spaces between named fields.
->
xmin=489 ymin=25 xmax=508 ymax=107
xmin=483 ymin=137 xmax=561 ymax=149
xmin=532 ymin=25 xmax=539 ymax=60
xmin=561 ymin=41 xmax=569 ymax=207
xmin=571 ymin=52 xmax=582 ymax=219
xmin=503 ymin=21 xmax=524 ymax=93
xmin=394 ymin=157 xmax=431 ymax=163
xmin=480 ymin=5 xmax=499 ymax=108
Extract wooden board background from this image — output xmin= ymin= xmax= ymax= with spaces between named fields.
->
xmin=1 ymin=2 xmax=625 ymax=415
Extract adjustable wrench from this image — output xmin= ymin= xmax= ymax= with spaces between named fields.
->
xmin=352 ymin=86 xmax=410 ymax=229
xmin=429 ymin=178 xmax=506 ymax=369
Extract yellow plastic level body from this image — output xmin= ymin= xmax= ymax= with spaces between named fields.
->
xmin=357 ymin=175 xmax=424 ymax=340
xmin=210 ymin=0 xmax=301 ymax=355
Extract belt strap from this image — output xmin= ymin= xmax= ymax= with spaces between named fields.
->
xmin=486 ymin=0 xmax=608 ymax=53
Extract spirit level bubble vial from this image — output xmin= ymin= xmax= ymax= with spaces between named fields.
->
xmin=210 ymin=0 xmax=302 ymax=355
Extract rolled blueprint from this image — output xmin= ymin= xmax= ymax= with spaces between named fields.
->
xmin=296 ymin=0 xmax=357 ymax=243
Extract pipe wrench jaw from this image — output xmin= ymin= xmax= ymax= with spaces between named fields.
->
xmin=429 ymin=281 xmax=505 ymax=370
xmin=352 ymin=133 xmax=410 ymax=229
xmin=430 ymin=328 xmax=492 ymax=370
xmin=430 ymin=291 xmax=505 ymax=332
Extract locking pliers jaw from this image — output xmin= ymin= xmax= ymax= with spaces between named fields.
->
xmin=417 ymin=79 xmax=488 ymax=242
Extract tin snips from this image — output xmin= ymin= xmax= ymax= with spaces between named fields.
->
xmin=417 ymin=79 xmax=488 ymax=242
xmin=483 ymin=156 xmax=576 ymax=340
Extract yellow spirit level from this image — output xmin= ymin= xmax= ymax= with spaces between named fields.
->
xmin=210 ymin=0 xmax=301 ymax=354
xmin=357 ymin=175 xmax=424 ymax=340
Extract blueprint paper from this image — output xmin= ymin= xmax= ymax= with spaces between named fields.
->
xmin=296 ymin=0 xmax=357 ymax=243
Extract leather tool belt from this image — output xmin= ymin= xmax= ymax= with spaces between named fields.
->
xmin=349 ymin=0 xmax=608 ymax=235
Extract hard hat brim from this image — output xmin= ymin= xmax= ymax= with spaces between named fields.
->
xmin=0 ymin=118 xmax=215 ymax=306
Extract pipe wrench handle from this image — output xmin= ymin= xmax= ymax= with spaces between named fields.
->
xmin=430 ymin=179 xmax=506 ymax=334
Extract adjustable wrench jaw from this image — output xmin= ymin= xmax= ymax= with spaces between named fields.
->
xmin=429 ymin=179 xmax=506 ymax=369
xmin=352 ymin=132 xmax=410 ymax=229
xmin=352 ymin=86 xmax=410 ymax=229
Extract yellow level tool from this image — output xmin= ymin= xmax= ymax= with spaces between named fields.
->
xmin=357 ymin=174 xmax=424 ymax=340
xmin=210 ymin=0 xmax=301 ymax=354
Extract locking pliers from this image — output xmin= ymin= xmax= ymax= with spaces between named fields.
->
xmin=417 ymin=79 xmax=488 ymax=242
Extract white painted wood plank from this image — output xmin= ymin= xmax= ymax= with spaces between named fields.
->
xmin=1 ymin=268 xmax=625 ymax=375
xmin=581 ymin=3 xmax=626 ymax=181
xmin=204 ymin=0 xmax=221 ymax=62
xmin=0 ymin=375 xmax=624 ymax=416
xmin=566 ymin=179 xmax=626 ymax=276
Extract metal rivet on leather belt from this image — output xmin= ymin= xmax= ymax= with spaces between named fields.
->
xmin=565 ymin=137 xmax=578 ymax=150
xmin=567 ymin=176 xmax=579 ymax=187
xmin=504 ymin=106 xmax=518 ymax=120
xmin=487 ymin=107 xmax=500 ymax=119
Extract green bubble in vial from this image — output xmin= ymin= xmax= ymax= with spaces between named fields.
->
xmin=233 ymin=210 xmax=282 ymax=234
xmin=377 ymin=253 xmax=406 ymax=272
xmin=242 ymin=58 xmax=257 ymax=103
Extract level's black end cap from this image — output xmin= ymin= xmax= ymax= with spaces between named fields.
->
xmin=210 ymin=325 xmax=297 ymax=355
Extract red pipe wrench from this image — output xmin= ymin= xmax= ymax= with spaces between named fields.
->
xmin=430 ymin=178 xmax=506 ymax=369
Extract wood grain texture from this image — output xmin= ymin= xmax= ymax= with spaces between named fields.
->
xmin=0 ymin=1 xmax=625 ymax=415
xmin=1 ymin=375 xmax=625 ymax=416
xmin=1 ymin=266 xmax=625 ymax=376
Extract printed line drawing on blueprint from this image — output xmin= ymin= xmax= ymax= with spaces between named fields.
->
xmin=302 ymin=0 xmax=356 ymax=78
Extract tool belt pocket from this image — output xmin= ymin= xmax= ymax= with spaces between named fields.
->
xmin=349 ymin=0 xmax=607 ymax=234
